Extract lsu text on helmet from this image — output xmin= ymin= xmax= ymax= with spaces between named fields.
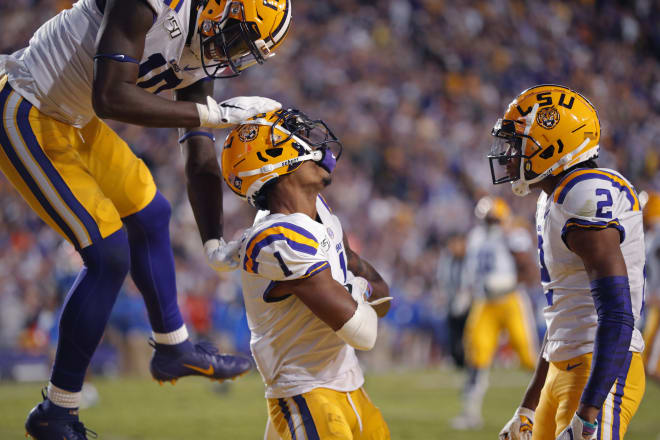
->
xmin=195 ymin=0 xmax=291 ymax=78
xmin=221 ymin=109 xmax=342 ymax=208
xmin=474 ymin=196 xmax=511 ymax=224
xmin=489 ymin=85 xmax=601 ymax=196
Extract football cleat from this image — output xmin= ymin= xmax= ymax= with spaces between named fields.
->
xmin=149 ymin=339 xmax=252 ymax=382
xmin=25 ymin=391 xmax=97 ymax=440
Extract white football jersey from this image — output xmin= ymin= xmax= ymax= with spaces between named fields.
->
xmin=462 ymin=223 xmax=532 ymax=300
xmin=535 ymin=168 xmax=645 ymax=362
xmin=0 ymin=0 xmax=208 ymax=127
xmin=240 ymin=195 xmax=364 ymax=399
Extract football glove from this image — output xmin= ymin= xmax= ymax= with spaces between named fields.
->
xmin=204 ymin=238 xmax=241 ymax=272
xmin=196 ymin=96 xmax=281 ymax=129
xmin=556 ymin=413 xmax=597 ymax=440
xmin=345 ymin=276 xmax=392 ymax=307
xmin=499 ymin=407 xmax=534 ymax=440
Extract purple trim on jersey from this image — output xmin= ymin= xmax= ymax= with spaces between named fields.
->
xmin=243 ymin=222 xmax=318 ymax=273
xmin=15 ymin=99 xmax=102 ymax=245
xmin=292 ymin=395 xmax=321 ymax=440
xmin=556 ymin=172 xmax=637 ymax=211
xmin=561 ymin=218 xmax=625 ymax=248
xmin=0 ymin=86 xmax=81 ymax=247
xmin=545 ymin=289 xmax=553 ymax=306
xmin=317 ymin=194 xmax=332 ymax=213
xmin=581 ymin=277 xmax=634 ymax=409
xmin=303 ymin=261 xmax=329 ymax=278
xmin=278 ymin=398 xmax=297 ymax=440
xmin=262 ymin=281 xmax=291 ymax=303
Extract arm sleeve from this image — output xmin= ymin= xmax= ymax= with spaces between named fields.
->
xmin=243 ymin=220 xmax=329 ymax=281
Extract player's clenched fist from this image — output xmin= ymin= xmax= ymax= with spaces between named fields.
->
xmin=499 ymin=407 xmax=534 ymax=440
xmin=197 ymin=96 xmax=281 ymax=128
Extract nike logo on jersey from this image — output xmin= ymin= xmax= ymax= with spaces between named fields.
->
xmin=183 ymin=363 xmax=214 ymax=376
xmin=566 ymin=362 xmax=582 ymax=371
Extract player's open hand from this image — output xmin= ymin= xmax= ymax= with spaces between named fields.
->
xmin=197 ymin=96 xmax=281 ymax=128
xmin=499 ymin=407 xmax=534 ymax=440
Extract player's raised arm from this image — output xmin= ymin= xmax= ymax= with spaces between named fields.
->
xmin=93 ymin=0 xmax=200 ymax=126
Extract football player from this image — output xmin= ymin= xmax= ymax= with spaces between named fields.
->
xmin=0 ymin=0 xmax=291 ymax=438
xmin=642 ymin=191 xmax=660 ymax=384
xmin=220 ymin=109 xmax=392 ymax=439
xmin=492 ymin=85 xmax=645 ymax=440
xmin=451 ymin=196 xmax=539 ymax=430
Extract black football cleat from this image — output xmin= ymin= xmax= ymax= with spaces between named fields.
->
xmin=25 ymin=390 xmax=97 ymax=439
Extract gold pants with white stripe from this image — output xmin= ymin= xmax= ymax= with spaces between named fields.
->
xmin=0 ymin=75 xmax=156 ymax=249
xmin=533 ymin=352 xmax=645 ymax=440
xmin=267 ymin=387 xmax=390 ymax=440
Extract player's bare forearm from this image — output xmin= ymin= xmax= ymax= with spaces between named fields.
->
xmin=92 ymin=0 xmax=202 ymax=127
xmin=520 ymin=333 xmax=549 ymax=410
xmin=176 ymin=81 xmax=223 ymax=242
xmin=345 ymin=239 xmax=390 ymax=317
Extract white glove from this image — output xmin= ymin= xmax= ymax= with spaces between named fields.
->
xmin=499 ymin=407 xmax=534 ymax=440
xmin=204 ymin=238 xmax=241 ymax=272
xmin=556 ymin=413 xmax=597 ymax=440
xmin=196 ymin=96 xmax=281 ymax=129
xmin=345 ymin=276 xmax=393 ymax=307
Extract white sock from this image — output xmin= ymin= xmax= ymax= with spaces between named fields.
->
xmin=47 ymin=383 xmax=82 ymax=409
xmin=152 ymin=324 xmax=189 ymax=345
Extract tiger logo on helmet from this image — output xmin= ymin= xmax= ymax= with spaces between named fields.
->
xmin=489 ymin=85 xmax=601 ymax=196
xmin=221 ymin=109 xmax=342 ymax=208
xmin=195 ymin=0 xmax=292 ymax=78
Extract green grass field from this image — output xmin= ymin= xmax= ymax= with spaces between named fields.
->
xmin=1 ymin=368 xmax=658 ymax=439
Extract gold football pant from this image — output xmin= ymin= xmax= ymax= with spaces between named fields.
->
xmin=533 ymin=352 xmax=645 ymax=440
xmin=642 ymin=304 xmax=660 ymax=379
xmin=267 ymin=387 xmax=390 ymax=440
xmin=463 ymin=290 xmax=538 ymax=370
xmin=0 ymin=75 xmax=156 ymax=250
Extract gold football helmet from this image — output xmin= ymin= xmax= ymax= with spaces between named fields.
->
xmin=221 ymin=109 xmax=342 ymax=208
xmin=489 ymin=85 xmax=601 ymax=196
xmin=195 ymin=0 xmax=291 ymax=78
xmin=474 ymin=196 xmax=511 ymax=224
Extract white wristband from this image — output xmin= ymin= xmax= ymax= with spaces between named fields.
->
xmin=335 ymin=302 xmax=378 ymax=351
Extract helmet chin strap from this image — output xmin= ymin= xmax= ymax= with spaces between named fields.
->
xmin=511 ymin=103 xmax=539 ymax=197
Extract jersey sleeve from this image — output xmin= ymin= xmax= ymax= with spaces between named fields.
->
xmin=143 ymin=0 xmax=179 ymax=15
xmin=242 ymin=219 xmax=330 ymax=282
xmin=554 ymin=173 xmax=634 ymax=246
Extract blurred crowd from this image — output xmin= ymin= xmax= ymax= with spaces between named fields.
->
xmin=1 ymin=0 xmax=658 ymax=378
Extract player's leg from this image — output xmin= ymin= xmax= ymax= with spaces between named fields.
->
xmin=550 ymin=354 xmax=591 ymax=437
xmin=0 ymin=77 xmax=129 ymax=438
xmin=595 ymin=352 xmax=645 ymax=440
xmin=452 ymin=299 xmax=497 ymax=429
xmin=85 ymin=118 xmax=251 ymax=381
xmin=532 ymin=362 xmax=561 ymax=440
xmin=353 ymin=387 xmax=390 ymax=440
xmin=502 ymin=291 xmax=539 ymax=370
xmin=267 ymin=388 xmax=366 ymax=440
xmin=642 ymin=304 xmax=660 ymax=383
